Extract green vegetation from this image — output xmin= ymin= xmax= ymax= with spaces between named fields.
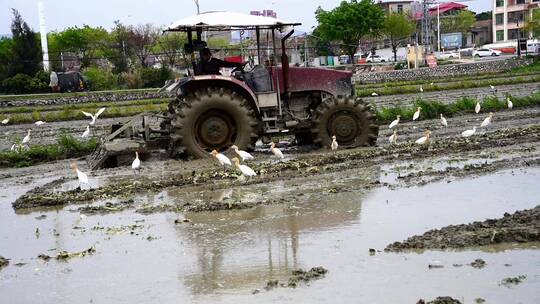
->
xmin=383 ymin=13 xmax=415 ymax=62
xmin=0 ymin=134 xmax=98 ymax=168
xmin=374 ymin=93 xmax=540 ymax=123
xmin=0 ymin=87 xmax=158 ymax=101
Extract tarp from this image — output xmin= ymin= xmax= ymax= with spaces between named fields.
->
xmin=166 ymin=11 xmax=300 ymax=31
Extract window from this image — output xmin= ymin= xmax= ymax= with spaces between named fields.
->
xmin=508 ymin=11 xmax=525 ymax=24
xmin=397 ymin=4 xmax=403 ymax=13
xmin=496 ymin=13 xmax=504 ymax=25
xmin=496 ymin=30 xmax=504 ymax=41
xmin=516 ymin=0 xmax=525 ymax=4
xmin=508 ymin=28 xmax=526 ymax=39
xmin=496 ymin=0 xmax=504 ymax=7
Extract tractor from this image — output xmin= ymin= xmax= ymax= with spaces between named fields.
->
xmin=88 ymin=11 xmax=378 ymax=169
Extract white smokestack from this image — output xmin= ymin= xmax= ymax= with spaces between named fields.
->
xmin=38 ymin=0 xmax=50 ymax=71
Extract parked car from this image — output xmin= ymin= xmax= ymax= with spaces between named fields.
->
xmin=473 ymin=48 xmax=502 ymax=57
xmin=437 ymin=51 xmax=460 ymax=59
xmin=366 ymin=54 xmax=390 ymax=63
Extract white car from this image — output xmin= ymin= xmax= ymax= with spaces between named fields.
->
xmin=473 ymin=48 xmax=502 ymax=57
xmin=366 ymin=54 xmax=390 ymax=63
xmin=437 ymin=51 xmax=460 ymax=59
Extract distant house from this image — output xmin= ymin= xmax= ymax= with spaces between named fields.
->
xmin=471 ymin=20 xmax=493 ymax=47
xmin=377 ymin=0 xmax=415 ymax=15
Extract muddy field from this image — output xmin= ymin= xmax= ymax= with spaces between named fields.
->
xmin=1 ymin=103 xmax=539 ymax=303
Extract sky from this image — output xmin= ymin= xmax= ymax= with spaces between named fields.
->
xmin=1 ymin=0 xmax=491 ymax=34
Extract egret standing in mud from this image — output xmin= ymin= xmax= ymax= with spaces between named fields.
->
xmin=1 ymin=117 xmax=9 ymax=124
xmin=22 ymin=129 xmax=31 ymax=145
xmin=462 ymin=126 xmax=476 ymax=137
xmin=440 ymin=114 xmax=448 ymax=127
xmin=475 ymin=101 xmax=481 ymax=114
xmin=413 ymin=107 xmax=421 ymax=121
xmin=415 ymin=130 xmax=431 ymax=145
xmin=270 ymin=142 xmax=284 ymax=159
xmin=211 ymin=149 xmax=231 ymax=171
xmin=480 ymin=113 xmax=494 ymax=128
xmin=231 ymin=145 xmax=254 ymax=161
xmin=81 ymin=107 xmax=106 ymax=125
xmin=81 ymin=125 xmax=90 ymax=138
xmin=232 ymin=157 xmax=256 ymax=178
xmin=132 ymin=151 xmax=141 ymax=173
xmin=371 ymin=92 xmax=378 ymax=96
xmin=70 ymin=161 xmax=89 ymax=190
xmin=507 ymin=97 xmax=513 ymax=110
xmin=34 ymin=121 xmax=46 ymax=126
xmin=419 ymin=85 xmax=423 ymax=93
xmin=330 ymin=135 xmax=338 ymax=152
xmin=389 ymin=115 xmax=400 ymax=129
xmin=388 ymin=130 xmax=397 ymax=144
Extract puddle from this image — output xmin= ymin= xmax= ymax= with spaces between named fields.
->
xmin=1 ymin=167 xmax=539 ymax=304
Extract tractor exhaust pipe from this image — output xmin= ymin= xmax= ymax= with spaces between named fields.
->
xmin=281 ymin=30 xmax=294 ymax=96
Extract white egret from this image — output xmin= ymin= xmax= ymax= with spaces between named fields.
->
xmin=211 ymin=149 xmax=231 ymax=170
xmin=22 ymin=129 xmax=31 ymax=144
xmin=270 ymin=142 xmax=284 ymax=159
xmin=34 ymin=121 xmax=46 ymax=126
xmin=419 ymin=85 xmax=423 ymax=92
xmin=81 ymin=125 xmax=90 ymax=138
xmin=2 ymin=118 xmax=10 ymax=124
xmin=232 ymin=157 xmax=256 ymax=177
xmin=412 ymin=107 xmax=421 ymax=121
xmin=371 ymin=92 xmax=378 ymax=96
xmin=388 ymin=130 xmax=397 ymax=144
xmin=10 ymin=144 xmax=16 ymax=151
xmin=490 ymin=85 xmax=495 ymax=90
xmin=461 ymin=126 xmax=476 ymax=138
xmin=70 ymin=162 xmax=89 ymax=189
xmin=415 ymin=130 xmax=431 ymax=145
xmin=440 ymin=114 xmax=448 ymax=127
xmin=388 ymin=115 xmax=400 ymax=129
xmin=81 ymin=107 xmax=106 ymax=125
xmin=330 ymin=135 xmax=338 ymax=152
xmin=507 ymin=97 xmax=513 ymax=109
xmin=231 ymin=145 xmax=254 ymax=161
xmin=475 ymin=101 xmax=481 ymax=114
xmin=132 ymin=151 xmax=141 ymax=172
xmin=480 ymin=112 xmax=493 ymax=128
xmin=430 ymin=82 xmax=434 ymax=86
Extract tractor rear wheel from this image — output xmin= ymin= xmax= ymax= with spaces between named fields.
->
xmin=171 ymin=87 xmax=260 ymax=158
xmin=311 ymin=96 xmax=378 ymax=149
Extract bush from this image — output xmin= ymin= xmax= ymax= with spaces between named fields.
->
xmin=120 ymin=71 xmax=143 ymax=89
xmin=140 ymin=67 xmax=172 ymax=88
xmin=2 ymin=73 xmax=34 ymax=94
xmin=83 ymin=66 xmax=118 ymax=91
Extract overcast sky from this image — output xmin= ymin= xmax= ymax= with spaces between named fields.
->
xmin=1 ymin=0 xmax=491 ymax=34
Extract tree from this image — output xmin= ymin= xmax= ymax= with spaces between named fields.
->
xmin=155 ymin=32 xmax=187 ymax=68
xmin=10 ymin=9 xmax=42 ymax=76
xmin=315 ymin=0 xmax=385 ymax=57
xmin=49 ymin=25 xmax=109 ymax=68
xmin=0 ymin=37 xmax=14 ymax=82
xmin=103 ymin=21 xmax=132 ymax=73
xmin=525 ymin=9 xmax=540 ymax=38
xmin=476 ymin=11 xmax=492 ymax=21
xmin=127 ymin=24 xmax=160 ymax=67
xmin=440 ymin=10 xmax=476 ymax=34
xmin=383 ymin=13 xmax=415 ymax=62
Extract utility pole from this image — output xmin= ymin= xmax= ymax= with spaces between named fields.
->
xmin=38 ymin=0 xmax=50 ymax=71
xmin=194 ymin=0 xmax=200 ymax=14
xmin=437 ymin=4 xmax=440 ymax=51
xmin=304 ymin=34 xmax=309 ymax=67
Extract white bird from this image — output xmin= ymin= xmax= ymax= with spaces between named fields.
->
xmin=22 ymin=129 xmax=31 ymax=144
xmin=490 ymin=85 xmax=495 ymax=90
xmin=232 ymin=157 xmax=256 ymax=177
xmin=507 ymin=97 xmax=513 ymax=110
xmin=71 ymin=162 xmax=89 ymax=188
xmin=1 ymin=118 xmax=9 ymax=124
xmin=388 ymin=130 xmax=397 ymax=144
xmin=440 ymin=114 xmax=448 ymax=127
xmin=371 ymin=92 xmax=378 ymax=96
xmin=388 ymin=115 xmax=400 ymax=129
xmin=211 ymin=149 xmax=231 ymax=169
xmin=34 ymin=121 xmax=46 ymax=126
xmin=330 ymin=135 xmax=338 ymax=152
xmin=430 ymin=82 xmax=434 ymax=86
xmin=480 ymin=112 xmax=493 ymax=128
xmin=475 ymin=101 xmax=481 ymax=114
xmin=231 ymin=145 xmax=254 ymax=161
xmin=461 ymin=126 xmax=476 ymax=138
xmin=270 ymin=142 xmax=284 ymax=159
xmin=419 ymin=85 xmax=423 ymax=92
xmin=415 ymin=130 xmax=431 ymax=145
xmin=132 ymin=151 xmax=141 ymax=171
xmin=412 ymin=107 xmax=421 ymax=121
xmin=81 ymin=125 xmax=90 ymax=138
xmin=10 ymin=144 xmax=16 ymax=151
xmin=81 ymin=107 xmax=106 ymax=125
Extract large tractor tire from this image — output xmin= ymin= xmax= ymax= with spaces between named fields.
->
xmin=311 ymin=96 xmax=378 ymax=149
xmin=171 ymin=87 xmax=260 ymax=158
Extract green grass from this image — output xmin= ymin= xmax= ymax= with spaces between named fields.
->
xmin=0 ymin=88 xmax=159 ymax=102
xmin=374 ymin=92 xmax=540 ymax=123
xmin=0 ymin=134 xmax=98 ymax=168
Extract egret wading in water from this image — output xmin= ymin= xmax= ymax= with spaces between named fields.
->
xmin=440 ymin=114 xmax=448 ymax=127
xmin=480 ymin=112 xmax=493 ymax=128
xmin=132 ymin=151 xmax=141 ymax=173
xmin=82 ymin=107 xmax=106 ymax=125
xmin=507 ymin=97 xmax=513 ymax=110
xmin=81 ymin=125 xmax=90 ymax=138
xmin=475 ymin=101 xmax=481 ymax=114
xmin=415 ymin=130 xmax=431 ymax=145
xmin=270 ymin=142 xmax=284 ymax=159
xmin=231 ymin=145 xmax=254 ymax=161
xmin=1 ymin=117 xmax=9 ymax=124
xmin=389 ymin=115 xmax=400 ymax=129
xmin=462 ymin=126 xmax=476 ymax=138
xmin=22 ymin=129 xmax=31 ymax=145
xmin=211 ymin=149 xmax=231 ymax=171
xmin=34 ymin=121 xmax=45 ymax=126
xmin=330 ymin=135 xmax=338 ymax=152
xmin=232 ymin=157 xmax=256 ymax=178
xmin=412 ymin=107 xmax=421 ymax=121
xmin=70 ymin=161 xmax=89 ymax=190
xmin=388 ymin=130 xmax=397 ymax=144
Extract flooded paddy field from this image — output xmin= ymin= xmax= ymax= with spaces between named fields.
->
xmin=1 ymin=107 xmax=540 ymax=303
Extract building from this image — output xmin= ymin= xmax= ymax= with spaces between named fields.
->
xmin=471 ymin=19 xmax=493 ymax=46
xmin=377 ymin=0 xmax=415 ymax=14
xmin=493 ymin=0 xmax=540 ymax=42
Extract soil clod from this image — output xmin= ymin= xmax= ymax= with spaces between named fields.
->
xmin=470 ymin=259 xmax=487 ymax=269
xmin=500 ymin=275 xmax=526 ymax=287
xmin=417 ymin=296 xmax=462 ymax=304
xmin=0 ymin=256 xmax=9 ymax=269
